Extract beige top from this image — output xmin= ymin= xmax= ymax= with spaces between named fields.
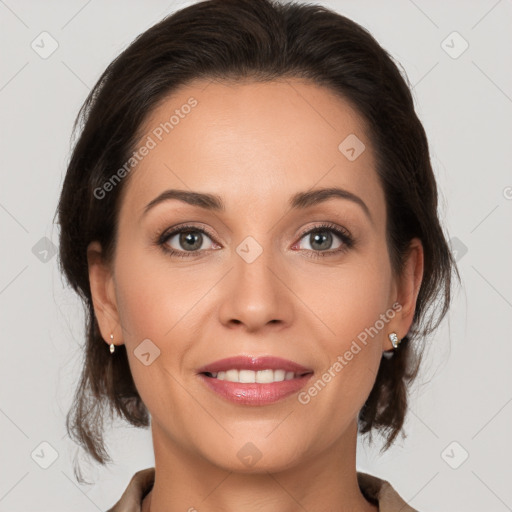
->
xmin=106 ymin=467 xmax=419 ymax=511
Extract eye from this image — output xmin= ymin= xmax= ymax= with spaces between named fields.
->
xmin=158 ymin=224 xmax=219 ymax=258
xmin=294 ymin=223 xmax=354 ymax=257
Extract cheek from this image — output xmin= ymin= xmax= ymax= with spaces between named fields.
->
xmin=298 ymin=269 xmax=391 ymax=435
xmin=114 ymin=255 xmax=166 ymax=339
xmin=112 ymin=241 xmax=210 ymax=392
xmin=302 ymin=256 xmax=392 ymax=408
xmin=113 ymin=238 xmax=194 ymax=339
xmin=309 ymin=257 xmax=392 ymax=343
xmin=111 ymin=247 xmax=192 ymax=411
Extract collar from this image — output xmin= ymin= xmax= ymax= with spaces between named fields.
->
xmin=107 ymin=467 xmax=418 ymax=512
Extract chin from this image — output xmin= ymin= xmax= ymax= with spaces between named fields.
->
xmin=200 ymin=439 xmax=307 ymax=474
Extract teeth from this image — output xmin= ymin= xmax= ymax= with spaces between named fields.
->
xmin=210 ymin=369 xmax=299 ymax=383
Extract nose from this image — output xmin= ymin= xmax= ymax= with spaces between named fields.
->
xmin=217 ymin=245 xmax=295 ymax=333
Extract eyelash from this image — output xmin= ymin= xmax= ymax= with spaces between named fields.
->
xmin=156 ymin=222 xmax=354 ymax=259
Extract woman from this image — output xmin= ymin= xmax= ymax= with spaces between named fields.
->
xmin=56 ymin=0 xmax=459 ymax=510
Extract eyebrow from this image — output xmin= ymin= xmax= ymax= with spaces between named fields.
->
xmin=142 ymin=187 xmax=372 ymax=223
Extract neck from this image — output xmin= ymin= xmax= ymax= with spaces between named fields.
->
xmin=143 ymin=418 xmax=377 ymax=512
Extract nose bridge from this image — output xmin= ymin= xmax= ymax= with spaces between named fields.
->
xmin=217 ymin=231 xmax=293 ymax=331
xmin=235 ymin=234 xmax=276 ymax=289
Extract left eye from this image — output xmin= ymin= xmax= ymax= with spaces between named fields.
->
xmin=295 ymin=228 xmax=345 ymax=252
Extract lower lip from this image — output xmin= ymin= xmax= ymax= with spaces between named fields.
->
xmin=198 ymin=373 xmax=314 ymax=405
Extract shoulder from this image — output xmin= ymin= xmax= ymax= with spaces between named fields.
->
xmin=106 ymin=467 xmax=155 ymax=512
xmin=357 ymin=471 xmax=419 ymax=512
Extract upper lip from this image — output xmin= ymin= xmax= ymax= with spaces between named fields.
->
xmin=197 ymin=356 xmax=313 ymax=375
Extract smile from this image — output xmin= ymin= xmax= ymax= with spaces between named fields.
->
xmin=198 ymin=370 xmax=314 ymax=406
xmin=203 ymin=369 xmax=308 ymax=383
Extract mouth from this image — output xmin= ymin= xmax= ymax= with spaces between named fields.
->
xmin=196 ymin=355 xmax=313 ymax=375
xmin=196 ymin=356 xmax=314 ymax=406
xmin=201 ymin=369 xmax=312 ymax=383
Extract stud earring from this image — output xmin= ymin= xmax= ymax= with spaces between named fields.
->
xmin=110 ymin=333 xmax=115 ymax=354
xmin=388 ymin=332 xmax=401 ymax=349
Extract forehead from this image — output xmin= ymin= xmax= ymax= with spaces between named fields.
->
xmin=120 ymin=78 xmax=384 ymax=222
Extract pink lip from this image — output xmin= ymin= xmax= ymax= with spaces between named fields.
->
xmin=196 ymin=355 xmax=313 ymax=374
xmin=198 ymin=373 xmax=314 ymax=406
xmin=196 ymin=356 xmax=314 ymax=406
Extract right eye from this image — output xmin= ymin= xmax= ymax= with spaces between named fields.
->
xmin=158 ymin=225 xmax=220 ymax=258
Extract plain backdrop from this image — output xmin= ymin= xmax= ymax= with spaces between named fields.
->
xmin=1 ymin=0 xmax=511 ymax=511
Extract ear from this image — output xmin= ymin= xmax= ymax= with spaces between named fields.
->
xmin=386 ymin=237 xmax=424 ymax=350
xmin=87 ymin=241 xmax=122 ymax=348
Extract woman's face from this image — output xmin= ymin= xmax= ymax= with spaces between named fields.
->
xmin=89 ymin=78 xmax=422 ymax=471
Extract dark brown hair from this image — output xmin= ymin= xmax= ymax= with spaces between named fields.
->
xmin=56 ymin=0 xmax=459 ymax=481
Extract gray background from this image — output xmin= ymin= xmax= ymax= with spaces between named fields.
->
xmin=1 ymin=0 xmax=511 ymax=510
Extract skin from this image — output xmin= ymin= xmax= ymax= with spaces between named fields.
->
xmin=88 ymin=78 xmax=424 ymax=512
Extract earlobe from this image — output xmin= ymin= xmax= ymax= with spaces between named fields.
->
xmin=87 ymin=241 xmax=120 ymax=345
